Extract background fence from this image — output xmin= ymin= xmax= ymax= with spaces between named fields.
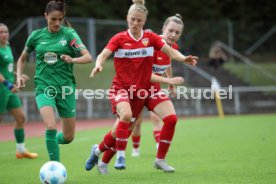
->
xmin=3 ymin=87 xmax=276 ymax=122
xmin=2 ymin=17 xmax=276 ymax=122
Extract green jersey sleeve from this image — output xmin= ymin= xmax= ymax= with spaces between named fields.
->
xmin=67 ymin=28 xmax=86 ymax=52
xmin=25 ymin=30 xmax=38 ymax=54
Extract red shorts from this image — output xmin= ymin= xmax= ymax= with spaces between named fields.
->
xmin=145 ymin=90 xmax=170 ymax=111
xmin=109 ymin=87 xmax=146 ymax=119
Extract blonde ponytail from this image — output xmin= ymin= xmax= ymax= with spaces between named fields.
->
xmin=128 ymin=0 xmax=148 ymax=15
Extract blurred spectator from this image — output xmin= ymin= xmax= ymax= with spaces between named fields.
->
xmin=208 ymin=41 xmax=227 ymax=70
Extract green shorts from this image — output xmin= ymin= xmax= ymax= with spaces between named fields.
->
xmin=36 ymin=92 xmax=76 ymax=118
xmin=0 ymin=87 xmax=22 ymax=113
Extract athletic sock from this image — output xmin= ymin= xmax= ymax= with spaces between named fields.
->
xmin=98 ymin=131 xmax=116 ymax=153
xmin=157 ymin=115 xmax=177 ymax=159
xmin=45 ymin=129 xmax=60 ymax=161
xmin=14 ymin=128 xmax=25 ymax=152
xmin=115 ymin=121 xmax=129 ymax=151
xmin=102 ymin=145 xmax=116 ymax=164
xmin=132 ymin=135 xmax=140 ymax=149
xmin=153 ymin=130 xmax=161 ymax=143
xmin=56 ymin=132 xmax=71 ymax=144
xmin=14 ymin=128 xmax=24 ymax=143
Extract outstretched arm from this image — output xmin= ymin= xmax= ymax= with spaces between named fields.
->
xmin=161 ymin=44 xmax=198 ymax=66
xmin=90 ymin=48 xmax=113 ymax=78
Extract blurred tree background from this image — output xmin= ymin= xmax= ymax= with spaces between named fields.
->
xmin=0 ymin=0 xmax=275 ymax=59
xmin=1 ymin=0 xmax=276 ymax=25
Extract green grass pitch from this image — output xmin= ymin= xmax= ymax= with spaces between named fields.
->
xmin=0 ymin=114 xmax=275 ymax=183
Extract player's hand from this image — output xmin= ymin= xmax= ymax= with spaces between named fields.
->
xmin=167 ymin=77 xmax=184 ymax=85
xmin=21 ymin=74 xmax=30 ymax=82
xmin=168 ymin=84 xmax=177 ymax=97
xmin=90 ymin=65 xmax=103 ymax=78
xmin=60 ymin=55 xmax=73 ymax=63
xmin=10 ymin=84 xmax=18 ymax=93
xmin=183 ymin=55 xmax=198 ymax=66
xmin=16 ymin=76 xmax=26 ymax=88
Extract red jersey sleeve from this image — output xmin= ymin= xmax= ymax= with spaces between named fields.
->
xmin=105 ymin=33 xmax=121 ymax=52
xmin=149 ymin=32 xmax=166 ymax=50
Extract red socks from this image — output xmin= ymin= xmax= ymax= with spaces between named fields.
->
xmin=132 ymin=135 xmax=140 ymax=149
xmin=157 ymin=115 xmax=177 ymax=159
xmin=98 ymin=131 xmax=116 ymax=152
xmin=115 ymin=121 xmax=129 ymax=151
xmin=153 ymin=130 xmax=161 ymax=143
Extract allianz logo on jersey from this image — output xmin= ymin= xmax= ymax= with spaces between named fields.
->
xmin=115 ymin=47 xmax=154 ymax=58
xmin=152 ymin=64 xmax=170 ymax=74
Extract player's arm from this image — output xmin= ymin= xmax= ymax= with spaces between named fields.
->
xmin=0 ymin=73 xmax=17 ymax=93
xmin=16 ymin=50 xmax=28 ymax=88
xmin=165 ymin=65 xmax=176 ymax=96
xmin=151 ymin=73 xmax=184 ymax=85
xmin=90 ymin=48 xmax=112 ymax=78
xmin=60 ymin=49 xmax=92 ymax=64
xmin=161 ymin=44 xmax=198 ymax=66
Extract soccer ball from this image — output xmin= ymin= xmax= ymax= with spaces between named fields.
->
xmin=39 ymin=161 xmax=67 ymax=184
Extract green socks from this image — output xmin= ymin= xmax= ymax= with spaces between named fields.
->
xmin=45 ymin=129 xmax=59 ymax=161
xmin=56 ymin=132 xmax=72 ymax=144
xmin=14 ymin=128 xmax=24 ymax=143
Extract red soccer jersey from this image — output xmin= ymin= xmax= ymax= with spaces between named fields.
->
xmin=151 ymin=41 xmax=179 ymax=91
xmin=106 ymin=30 xmax=165 ymax=93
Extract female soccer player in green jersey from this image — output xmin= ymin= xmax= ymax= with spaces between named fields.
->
xmin=16 ymin=0 xmax=92 ymax=161
xmin=0 ymin=23 xmax=38 ymax=159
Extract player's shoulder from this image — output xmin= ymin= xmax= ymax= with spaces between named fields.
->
xmin=115 ymin=30 xmax=128 ymax=37
xmin=31 ymin=27 xmax=45 ymax=35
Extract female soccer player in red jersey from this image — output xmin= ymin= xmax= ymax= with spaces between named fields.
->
xmin=131 ymin=15 xmax=183 ymax=158
xmin=85 ymin=0 xmax=197 ymax=173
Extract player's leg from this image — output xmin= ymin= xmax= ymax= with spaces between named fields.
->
xmin=113 ymin=101 xmax=132 ymax=169
xmin=57 ymin=117 xmax=75 ymax=144
xmin=40 ymin=106 xmax=59 ymax=161
xmin=131 ymin=112 xmax=142 ymax=157
xmin=152 ymin=100 xmax=177 ymax=172
xmin=150 ymin=111 xmax=162 ymax=149
xmin=9 ymin=107 xmax=38 ymax=159
xmin=36 ymin=93 xmax=59 ymax=161
xmin=56 ymin=92 xmax=76 ymax=144
xmin=8 ymin=94 xmax=38 ymax=159
xmin=85 ymin=118 xmax=119 ymax=171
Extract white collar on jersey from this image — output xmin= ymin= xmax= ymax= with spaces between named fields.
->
xmin=127 ymin=29 xmax=144 ymax=42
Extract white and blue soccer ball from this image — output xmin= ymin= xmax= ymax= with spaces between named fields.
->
xmin=39 ymin=161 xmax=67 ymax=184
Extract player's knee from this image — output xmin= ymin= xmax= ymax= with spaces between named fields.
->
xmin=163 ymin=114 xmax=178 ymax=128
xmin=120 ymin=112 xmax=132 ymax=122
xmin=16 ymin=114 xmax=26 ymax=127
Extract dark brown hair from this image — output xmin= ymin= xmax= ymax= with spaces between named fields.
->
xmin=45 ymin=0 xmax=71 ymax=27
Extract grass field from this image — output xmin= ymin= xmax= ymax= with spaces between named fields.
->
xmin=1 ymin=114 xmax=276 ymax=184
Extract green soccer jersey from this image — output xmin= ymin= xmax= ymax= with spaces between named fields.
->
xmin=0 ymin=44 xmax=14 ymax=83
xmin=25 ymin=26 xmax=86 ymax=94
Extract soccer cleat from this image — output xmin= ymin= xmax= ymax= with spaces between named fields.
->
xmin=114 ymin=156 xmax=126 ymax=170
xmin=131 ymin=148 xmax=140 ymax=157
xmin=154 ymin=159 xmax=175 ymax=172
xmin=85 ymin=144 xmax=99 ymax=171
xmin=16 ymin=150 xmax=38 ymax=159
xmin=97 ymin=161 xmax=109 ymax=175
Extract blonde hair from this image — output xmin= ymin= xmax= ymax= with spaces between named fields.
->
xmin=163 ymin=14 xmax=184 ymax=29
xmin=128 ymin=0 xmax=148 ymax=15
